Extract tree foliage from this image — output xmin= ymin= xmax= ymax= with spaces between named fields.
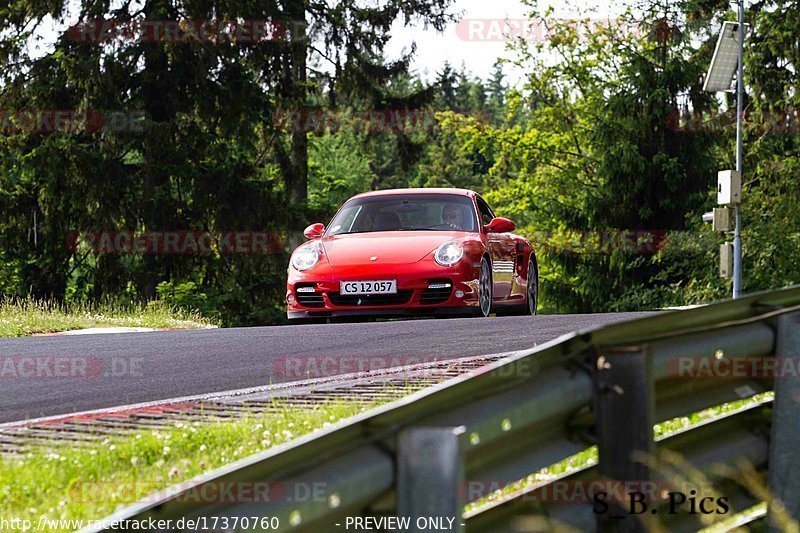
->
xmin=1 ymin=0 xmax=799 ymax=323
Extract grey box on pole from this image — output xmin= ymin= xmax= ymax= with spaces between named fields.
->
xmin=713 ymin=207 xmax=734 ymax=232
xmin=720 ymin=242 xmax=734 ymax=279
xmin=717 ymin=170 xmax=742 ymax=205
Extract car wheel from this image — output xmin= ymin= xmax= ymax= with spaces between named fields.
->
xmin=479 ymin=257 xmax=492 ymax=317
xmin=526 ymin=257 xmax=538 ymax=315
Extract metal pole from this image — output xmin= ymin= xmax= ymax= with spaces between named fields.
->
xmin=397 ymin=426 xmax=465 ymax=533
xmin=594 ymin=345 xmax=654 ymax=533
xmin=767 ymin=311 xmax=800 ymax=530
xmin=733 ymin=0 xmax=744 ymax=298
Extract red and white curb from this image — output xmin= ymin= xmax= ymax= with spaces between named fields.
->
xmin=0 ymin=351 xmax=523 ymax=455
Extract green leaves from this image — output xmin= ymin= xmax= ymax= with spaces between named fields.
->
xmin=1 ymin=0 xmax=799 ymax=321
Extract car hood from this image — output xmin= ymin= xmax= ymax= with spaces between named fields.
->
xmin=320 ymin=231 xmax=468 ymax=266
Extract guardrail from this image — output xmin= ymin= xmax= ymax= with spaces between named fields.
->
xmin=87 ymin=285 xmax=800 ymax=532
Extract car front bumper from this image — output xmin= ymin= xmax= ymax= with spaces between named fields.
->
xmin=286 ymin=260 xmax=481 ymax=319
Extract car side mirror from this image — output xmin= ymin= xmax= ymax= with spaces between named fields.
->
xmin=485 ymin=217 xmax=516 ymax=233
xmin=303 ymin=223 xmax=325 ymax=239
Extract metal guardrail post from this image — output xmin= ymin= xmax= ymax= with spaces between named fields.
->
xmin=594 ymin=346 xmax=654 ymax=533
xmin=768 ymin=311 xmax=800 ymax=531
xmin=397 ymin=426 xmax=466 ymax=533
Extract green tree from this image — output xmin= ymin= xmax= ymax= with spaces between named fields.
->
xmin=0 ymin=0 xmax=457 ymax=325
xmin=441 ymin=1 xmax=721 ymax=312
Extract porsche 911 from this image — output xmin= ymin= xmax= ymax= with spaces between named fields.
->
xmin=286 ymin=188 xmax=538 ymax=320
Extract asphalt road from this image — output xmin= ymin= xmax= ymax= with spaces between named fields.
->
xmin=0 ymin=313 xmax=653 ymax=423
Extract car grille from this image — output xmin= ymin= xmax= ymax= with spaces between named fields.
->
xmin=295 ymin=284 xmax=325 ymax=308
xmin=420 ymin=280 xmax=453 ymax=305
xmin=328 ymin=290 xmax=413 ymax=307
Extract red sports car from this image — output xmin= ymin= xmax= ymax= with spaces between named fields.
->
xmin=286 ymin=188 xmax=538 ymax=320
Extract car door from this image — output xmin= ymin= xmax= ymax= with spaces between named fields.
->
xmin=476 ymin=196 xmax=515 ymax=300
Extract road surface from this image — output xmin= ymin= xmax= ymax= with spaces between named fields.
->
xmin=0 ymin=313 xmax=653 ymax=423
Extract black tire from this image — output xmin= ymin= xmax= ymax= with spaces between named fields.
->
xmin=479 ymin=257 xmax=493 ymax=317
xmin=526 ymin=256 xmax=538 ymax=316
xmin=496 ymin=255 xmax=538 ymax=316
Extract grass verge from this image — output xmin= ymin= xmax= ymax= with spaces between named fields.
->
xmin=0 ymin=298 xmax=216 ymax=337
xmin=0 ymin=384 xmax=782 ymax=531
xmin=0 ymin=399 xmax=390 ymax=531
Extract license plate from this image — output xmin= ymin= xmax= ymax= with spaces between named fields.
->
xmin=340 ymin=280 xmax=397 ymax=295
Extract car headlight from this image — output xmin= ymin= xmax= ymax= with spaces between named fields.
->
xmin=434 ymin=242 xmax=464 ymax=267
xmin=291 ymin=246 xmax=320 ymax=271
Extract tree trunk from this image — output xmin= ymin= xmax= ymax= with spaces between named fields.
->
xmin=284 ymin=3 xmax=309 ymax=250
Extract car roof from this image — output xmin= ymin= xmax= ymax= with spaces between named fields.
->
xmin=350 ymin=188 xmax=477 ymax=200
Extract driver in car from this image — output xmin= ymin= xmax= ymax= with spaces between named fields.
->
xmin=441 ymin=204 xmax=467 ymax=230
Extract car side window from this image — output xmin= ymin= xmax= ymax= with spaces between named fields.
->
xmin=476 ymin=197 xmax=495 ymax=226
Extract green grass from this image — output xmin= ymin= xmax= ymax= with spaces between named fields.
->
xmin=0 ymin=400 xmax=388 ymax=531
xmin=0 ymin=369 xmax=781 ymax=532
xmin=0 ymin=298 xmax=216 ymax=337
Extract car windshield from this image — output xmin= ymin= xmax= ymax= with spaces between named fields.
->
xmin=326 ymin=194 xmax=478 ymax=236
